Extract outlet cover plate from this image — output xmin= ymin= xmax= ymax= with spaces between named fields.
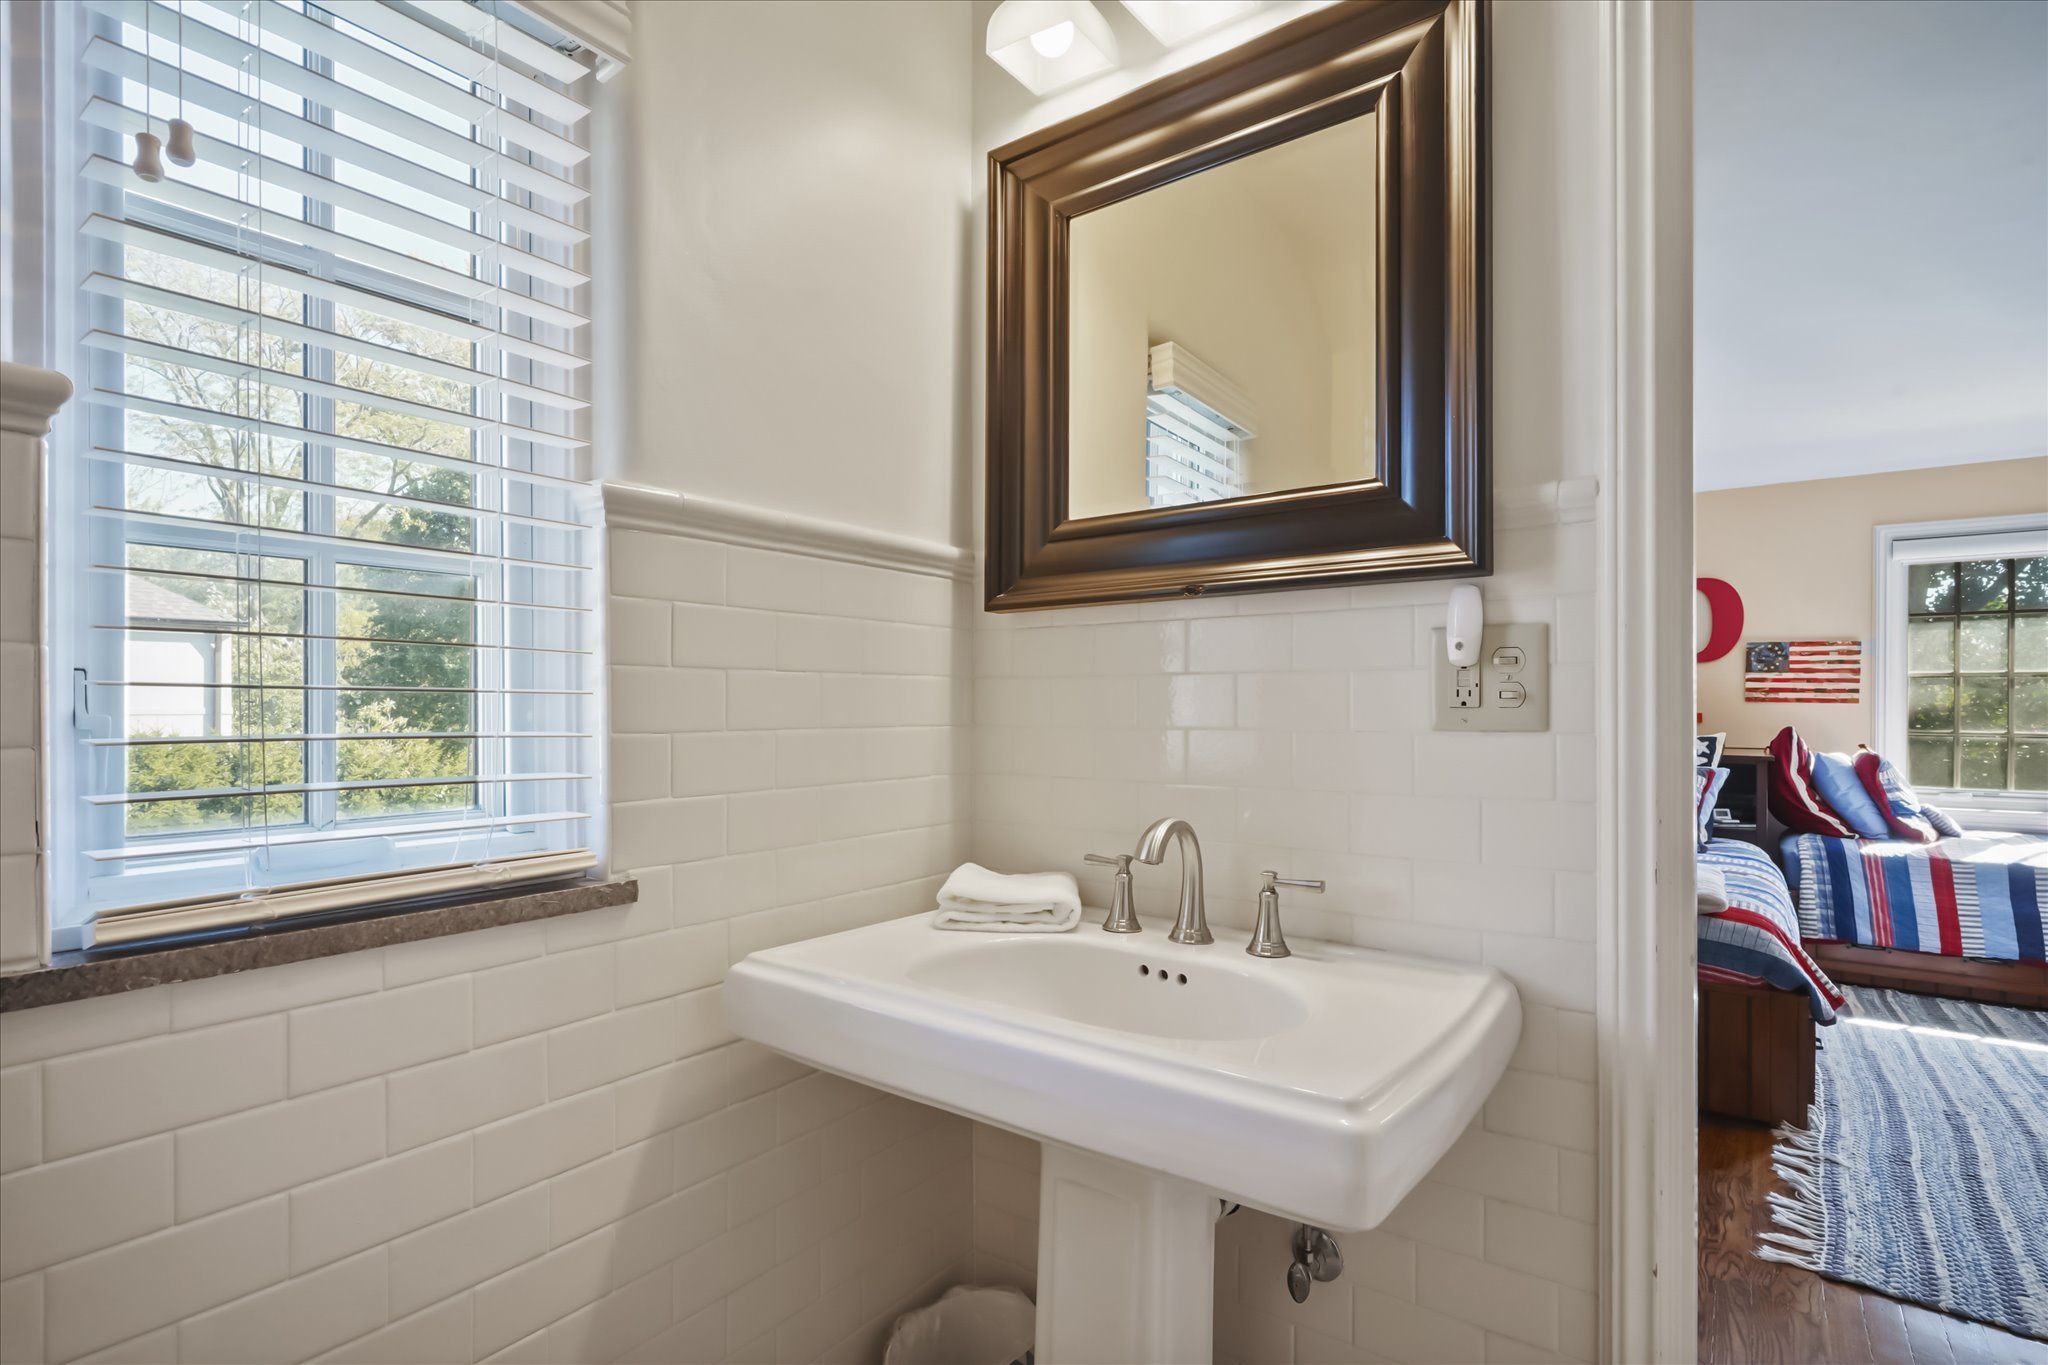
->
xmin=1431 ymin=624 xmax=1550 ymax=731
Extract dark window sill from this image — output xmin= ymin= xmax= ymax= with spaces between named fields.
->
xmin=0 ymin=876 xmax=638 ymax=1013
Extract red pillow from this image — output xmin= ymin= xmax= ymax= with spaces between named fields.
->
xmin=1766 ymin=726 xmax=1859 ymax=837
xmin=1852 ymin=750 xmax=1944 ymax=844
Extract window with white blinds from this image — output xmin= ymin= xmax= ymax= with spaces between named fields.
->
xmin=1144 ymin=390 xmax=1247 ymax=509
xmin=48 ymin=0 xmax=601 ymax=948
xmin=1143 ymin=341 xmax=1253 ymax=510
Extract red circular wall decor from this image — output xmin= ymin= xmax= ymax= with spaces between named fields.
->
xmin=1696 ymin=577 xmax=1743 ymax=663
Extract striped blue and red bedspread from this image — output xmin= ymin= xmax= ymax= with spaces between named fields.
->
xmin=1698 ymin=838 xmax=1843 ymax=1023
xmin=1782 ymin=831 xmax=2047 ymax=964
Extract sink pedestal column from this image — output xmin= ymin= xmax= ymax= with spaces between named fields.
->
xmin=1034 ymin=1143 xmax=1218 ymax=1364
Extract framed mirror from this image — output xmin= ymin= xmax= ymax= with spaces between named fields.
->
xmin=985 ymin=0 xmax=1487 ymax=611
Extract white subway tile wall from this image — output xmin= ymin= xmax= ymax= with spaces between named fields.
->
xmin=0 ymin=418 xmax=42 ymax=973
xmin=4 ymin=511 xmax=1596 ymax=1364
xmin=0 ymin=531 xmax=977 ymax=1365
xmin=969 ymin=518 xmax=1600 ymax=1364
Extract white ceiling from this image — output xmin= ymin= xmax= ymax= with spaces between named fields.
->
xmin=1693 ymin=0 xmax=2048 ymax=490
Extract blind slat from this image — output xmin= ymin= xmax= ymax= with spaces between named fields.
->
xmin=92 ymin=731 xmax=592 ymax=746
xmin=85 ymin=811 xmax=592 ymax=861
xmin=95 ymin=562 xmax=593 ymax=614
xmin=84 ymin=330 xmax=589 ymax=451
xmin=318 ymin=0 xmax=590 ymax=124
xmin=105 ymin=623 xmax=592 ymax=657
xmin=90 ymin=680 xmax=594 ymax=695
xmin=80 ymin=97 xmax=570 ymax=267
xmin=86 ymin=0 xmax=590 ymax=175
xmin=403 ymin=0 xmax=588 ymax=83
xmin=86 ymin=388 xmax=587 ymax=489
xmin=79 ymin=37 xmax=590 ymax=229
xmin=84 ymin=274 xmax=588 ymax=412
xmin=88 ymin=501 xmax=594 ymax=572
xmin=89 ymin=448 xmax=595 ymax=532
xmin=81 ymin=217 xmax=590 ymax=370
xmin=87 ymin=771 xmax=591 ymax=806
xmin=81 ymin=157 xmax=593 ymax=316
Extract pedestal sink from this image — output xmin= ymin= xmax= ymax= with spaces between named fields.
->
xmin=724 ymin=914 xmax=1521 ymax=1364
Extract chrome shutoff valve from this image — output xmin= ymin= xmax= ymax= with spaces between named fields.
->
xmin=1287 ymin=1224 xmax=1344 ymax=1304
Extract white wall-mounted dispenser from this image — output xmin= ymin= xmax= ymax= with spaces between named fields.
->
xmin=1445 ymin=582 xmax=1484 ymax=666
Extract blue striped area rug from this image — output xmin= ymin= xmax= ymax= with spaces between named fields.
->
xmin=1762 ymin=986 xmax=2048 ymax=1339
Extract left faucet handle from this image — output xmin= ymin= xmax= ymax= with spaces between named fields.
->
xmin=1084 ymin=854 xmax=1142 ymax=934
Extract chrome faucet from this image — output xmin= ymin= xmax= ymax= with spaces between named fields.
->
xmin=1134 ymin=817 xmax=1211 ymax=945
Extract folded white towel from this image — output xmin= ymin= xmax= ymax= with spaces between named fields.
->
xmin=932 ymin=862 xmax=1082 ymax=933
xmin=1697 ymin=865 xmax=1729 ymax=916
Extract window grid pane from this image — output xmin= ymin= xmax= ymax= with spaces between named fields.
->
xmin=1901 ymin=557 xmax=2043 ymax=792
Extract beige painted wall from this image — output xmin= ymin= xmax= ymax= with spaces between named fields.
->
xmin=1695 ymin=456 xmax=2048 ymax=753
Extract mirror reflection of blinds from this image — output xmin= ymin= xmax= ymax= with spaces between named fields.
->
xmin=56 ymin=0 xmax=601 ymax=948
xmin=1145 ymin=392 xmax=1246 ymax=508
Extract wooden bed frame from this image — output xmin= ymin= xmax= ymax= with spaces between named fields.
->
xmin=1698 ymin=981 xmax=1816 ymax=1126
xmin=1806 ymin=940 xmax=2048 ymax=1009
xmin=1694 ymin=947 xmax=2047 ymax=1128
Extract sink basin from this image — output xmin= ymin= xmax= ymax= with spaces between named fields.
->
xmin=725 ymin=912 xmax=1520 ymax=1233
xmin=905 ymin=935 xmax=1307 ymax=1041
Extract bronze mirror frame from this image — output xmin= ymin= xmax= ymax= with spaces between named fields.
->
xmin=985 ymin=0 xmax=1487 ymax=612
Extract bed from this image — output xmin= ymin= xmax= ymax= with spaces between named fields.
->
xmin=1696 ymin=838 xmax=1843 ymax=1124
xmin=1781 ymin=830 xmax=2048 ymax=1008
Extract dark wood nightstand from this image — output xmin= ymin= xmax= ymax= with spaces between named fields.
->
xmin=1711 ymin=749 xmax=1785 ymax=862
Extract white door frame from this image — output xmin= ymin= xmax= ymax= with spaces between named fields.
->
xmin=1595 ymin=1 xmax=1697 ymax=1361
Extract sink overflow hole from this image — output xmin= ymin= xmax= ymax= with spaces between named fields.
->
xmin=1135 ymin=964 xmax=1189 ymax=986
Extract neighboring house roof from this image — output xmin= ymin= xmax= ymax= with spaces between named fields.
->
xmin=126 ymin=578 xmax=238 ymax=628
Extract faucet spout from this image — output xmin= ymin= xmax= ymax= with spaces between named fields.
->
xmin=1134 ymin=817 xmax=1211 ymax=945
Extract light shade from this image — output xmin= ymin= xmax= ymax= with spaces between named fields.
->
xmin=1119 ymin=0 xmax=1263 ymax=47
xmin=987 ymin=0 xmax=1118 ymax=95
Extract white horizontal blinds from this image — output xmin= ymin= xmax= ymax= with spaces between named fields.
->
xmin=60 ymin=0 xmax=601 ymax=942
xmin=1145 ymin=391 xmax=1247 ymax=508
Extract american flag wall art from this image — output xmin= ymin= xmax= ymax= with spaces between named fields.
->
xmin=1744 ymin=640 xmax=1862 ymax=703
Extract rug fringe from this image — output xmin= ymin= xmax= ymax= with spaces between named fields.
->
xmin=1761 ymin=1112 xmax=1829 ymax=1273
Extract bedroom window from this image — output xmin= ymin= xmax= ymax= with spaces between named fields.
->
xmin=40 ymin=0 xmax=601 ymax=950
xmin=1876 ymin=516 xmax=2048 ymax=823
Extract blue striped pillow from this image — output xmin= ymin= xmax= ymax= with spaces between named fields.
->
xmin=1809 ymin=750 xmax=1891 ymax=838
xmin=1695 ymin=766 xmax=1730 ymax=850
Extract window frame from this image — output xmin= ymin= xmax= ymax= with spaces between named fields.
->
xmin=1872 ymin=513 xmax=2048 ymax=834
xmin=43 ymin=0 xmax=595 ymax=947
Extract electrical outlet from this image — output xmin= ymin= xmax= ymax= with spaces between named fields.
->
xmin=1452 ymin=667 xmax=1481 ymax=708
xmin=1431 ymin=624 xmax=1550 ymax=731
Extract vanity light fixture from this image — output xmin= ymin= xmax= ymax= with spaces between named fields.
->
xmin=986 ymin=0 xmax=1118 ymax=95
xmin=1119 ymin=0 xmax=1263 ymax=48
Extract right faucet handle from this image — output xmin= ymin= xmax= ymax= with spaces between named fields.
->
xmin=1249 ymin=871 xmax=1322 ymax=958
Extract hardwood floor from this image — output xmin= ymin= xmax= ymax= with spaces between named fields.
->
xmin=1698 ymin=1118 xmax=2048 ymax=1364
